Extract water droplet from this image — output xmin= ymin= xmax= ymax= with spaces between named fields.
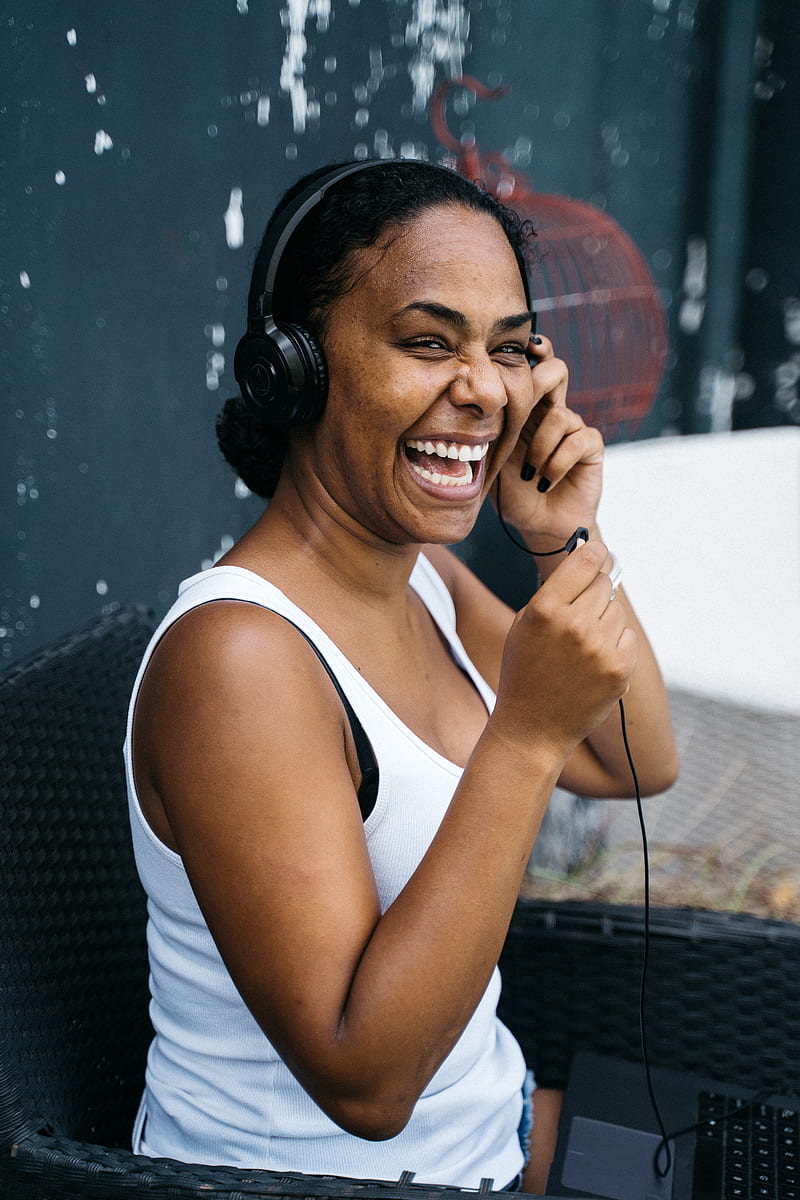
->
xmin=94 ymin=129 xmax=113 ymax=155
xmin=745 ymin=268 xmax=768 ymax=293
xmin=224 ymin=187 xmax=244 ymax=249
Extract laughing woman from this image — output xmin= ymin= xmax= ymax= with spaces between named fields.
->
xmin=125 ymin=160 xmax=678 ymax=1193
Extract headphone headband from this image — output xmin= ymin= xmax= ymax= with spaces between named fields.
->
xmin=247 ymin=161 xmax=390 ymax=331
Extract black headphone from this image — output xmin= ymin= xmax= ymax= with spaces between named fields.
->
xmin=233 ymin=159 xmax=534 ymax=431
xmin=233 ymin=162 xmax=385 ymax=431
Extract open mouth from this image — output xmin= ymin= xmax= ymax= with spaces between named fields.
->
xmin=403 ymin=439 xmax=489 ymax=488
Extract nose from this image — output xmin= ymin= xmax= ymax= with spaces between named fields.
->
xmin=448 ymin=353 xmax=508 ymax=418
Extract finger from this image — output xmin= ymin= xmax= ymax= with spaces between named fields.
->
xmin=516 ymin=358 xmax=569 ymax=478
xmin=597 ymin=579 xmax=626 ymax=626
xmin=569 ymin=561 xmax=621 ymax=623
xmin=535 ymin=423 xmax=605 ymax=490
xmin=523 ymin=406 xmax=595 ymax=486
xmin=529 ymin=355 xmax=569 ymax=407
xmin=535 ymin=540 xmax=609 ymax=605
xmin=527 ymin=333 xmax=555 ymax=362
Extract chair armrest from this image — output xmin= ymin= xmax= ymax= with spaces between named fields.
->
xmin=499 ymin=898 xmax=800 ymax=1093
xmin=0 ymin=1131 xmax=527 ymax=1199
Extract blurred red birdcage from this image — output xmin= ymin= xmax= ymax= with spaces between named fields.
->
xmin=431 ymin=79 xmax=669 ymax=441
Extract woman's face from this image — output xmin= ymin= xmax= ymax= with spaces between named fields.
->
xmin=295 ymin=202 xmax=536 ymax=547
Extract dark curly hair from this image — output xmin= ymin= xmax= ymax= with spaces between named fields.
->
xmin=217 ymin=159 xmax=536 ymax=499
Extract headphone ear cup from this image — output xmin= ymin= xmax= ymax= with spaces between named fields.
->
xmin=234 ymin=320 xmax=328 ymax=430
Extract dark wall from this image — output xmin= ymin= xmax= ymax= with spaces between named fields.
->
xmin=3 ymin=0 xmax=797 ymax=659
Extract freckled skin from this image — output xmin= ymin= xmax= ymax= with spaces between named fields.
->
xmin=285 ymin=204 xmax=536 ymax=550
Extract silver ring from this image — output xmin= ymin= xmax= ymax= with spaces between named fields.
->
xmin=607 ymin=553 xmax=622 ymax=602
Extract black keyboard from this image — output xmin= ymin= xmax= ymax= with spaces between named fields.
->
xmin=692 ymin=1090 xmax=800 ymax=1199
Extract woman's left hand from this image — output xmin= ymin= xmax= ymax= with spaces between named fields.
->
xmin=494 ymin=335 xmax=605 ymax=549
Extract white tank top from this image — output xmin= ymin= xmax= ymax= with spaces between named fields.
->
xmin=125 ymin=554 xmax=526 ymax=1188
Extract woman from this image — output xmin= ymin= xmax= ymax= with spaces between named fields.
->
xmin=125 ymin=159 xmax=678 ymax=1192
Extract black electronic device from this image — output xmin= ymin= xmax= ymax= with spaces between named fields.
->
xmin=234 ymin=161 xmax=380 ymax=430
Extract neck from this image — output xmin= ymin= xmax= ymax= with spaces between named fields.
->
xmin=223 ymin=468 xmax=423 ymax=612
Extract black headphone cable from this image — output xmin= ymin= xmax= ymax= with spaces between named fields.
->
xmin=494 ymin=472 xmax=673 ymax=1174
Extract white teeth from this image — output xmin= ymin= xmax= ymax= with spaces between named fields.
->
xmin=405 ymin=439 xmax=489 ymax=462
xmin=409 ymin=460 xmax=474 ymax=487
xmin=404 ymin=439 xmax=488 ymax=488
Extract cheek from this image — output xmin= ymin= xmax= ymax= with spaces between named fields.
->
xmin=505 ymin=376 xmax=537 ymax=432
xmin=325 ymin=356 xmax=420 ymax=435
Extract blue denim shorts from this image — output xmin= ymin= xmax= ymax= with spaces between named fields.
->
xmin=504 ymin=1069 xmax=535 ymax=1191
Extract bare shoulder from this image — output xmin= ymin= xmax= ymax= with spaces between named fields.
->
xmin=143 ymin=596 xmax=316 ymax=684
xmin=135 ymin=598 xmax=339 ymax=735
xmin=133 ymin=597 xmax=361 ymax=851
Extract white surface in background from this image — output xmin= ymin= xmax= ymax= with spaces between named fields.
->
xmin=599 ymin=427 xmax=800 ymax=713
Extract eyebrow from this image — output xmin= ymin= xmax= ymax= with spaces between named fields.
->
xmin=394 ymin=300 xmax=534 ymax=335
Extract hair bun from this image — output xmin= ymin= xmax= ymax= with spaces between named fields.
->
xmin=216 ymin=395 xmax=288 ymax=500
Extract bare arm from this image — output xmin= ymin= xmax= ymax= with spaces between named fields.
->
xmin=425 ymin=541 xmax=678 ymax=798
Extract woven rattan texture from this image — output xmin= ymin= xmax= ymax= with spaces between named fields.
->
xmin=0 ymin=605 xmax=155 ymax=1150
xmin=499 ymin=899 xmax=800 ymax=1093
xmin=0 ymin=1134 xmax=525 ymax=1200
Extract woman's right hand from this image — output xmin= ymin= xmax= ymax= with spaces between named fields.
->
xmin=488 ymin=539 xmax=638 ymax=762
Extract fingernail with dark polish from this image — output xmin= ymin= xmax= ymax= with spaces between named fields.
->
xmin=520 ymin=463 xmax=535 ymax=482
xmin=537 ymin=477 xmax=551 ymax=493
xmin=530 ymin=335 xmax=543 ymax=345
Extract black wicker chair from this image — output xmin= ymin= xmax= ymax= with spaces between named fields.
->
xmin=2 ymin=606 xmax=800 ymax=1199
